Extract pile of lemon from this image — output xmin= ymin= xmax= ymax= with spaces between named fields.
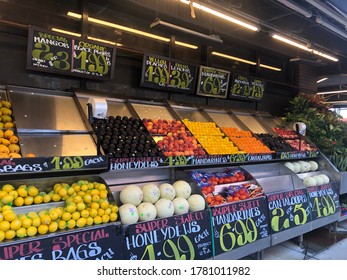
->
xmin=0 ymin=180 xmax=119 ymax=242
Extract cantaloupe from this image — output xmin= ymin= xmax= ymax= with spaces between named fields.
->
xmin=173 ymin=197 xmax=189 ymax=215
xmin=155 ymin=198 xmax=174 ymax=218
xmin=142 ymin=183 xmax=160 ymax=204
xmin=119 ymin=203 xmax=139 ymax=225
xmin=119 ymin=185 xmax=143 ymax=206
xmin=137 ymin=202 xmax=157 ymax=222
xmin=173 ymin=180 xmax=191 ymax=199
xmin=187 ymin=194 xmax=206 ymax=212
xmin=158 ymin=183 xmax=176 ymax=200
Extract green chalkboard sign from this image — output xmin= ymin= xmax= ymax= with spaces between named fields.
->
xmin=27 ymin=26 xmax=116 ymax=80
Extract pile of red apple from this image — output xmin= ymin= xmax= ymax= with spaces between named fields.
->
xmin=142 ymin=118 xmax=206 ymax=157
xmin=273 ymin=127 xmax=317 ymax=151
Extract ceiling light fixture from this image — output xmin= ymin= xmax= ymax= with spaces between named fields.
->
xmin=67 ymin=12 xmax=198 ymax=49
xmin=212 ymin=51 xmax=282 ymax=71
xmin=317 ymin=77 xmax=328 ymax=83
xmin=275 ymin=0 xmax=313 ymax=18
xmin=179 ymin=0 xmax=260 ymax=32
xmin=51 ymin=28 xmax=81 ymax=37
xmin=316 ymin=16 xmax=347 ymax=39
xmin=150 ymin=18 xmax=223 ymax=43
xmin=317 ymin=89 xmax=347 ymax=95
xmin=271 ymin=33 xmax=339 ymax=62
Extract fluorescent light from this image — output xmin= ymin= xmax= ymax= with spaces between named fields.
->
xmin=68 ymin=12 xmax=198 ymax=49
xmin=317 ymin=77 xmax=328 ymax=83
xmin=317 ymin=89 xmax=347 ymax=95
xmin=316 ymin=16 xmax=347 ymax=39
xmin=271 ymin=33 xmax=339 ymax=62
xmin=276 ymin=0 xmax=313 ymax=18
xmin=51 ymin=28 xmax=81 ymax=37
xmin=212 ymin=51 xmax=256 ymax=65
xmin=212 ymin=51 xmax=281 ymax=71
xmin=179 ymin=0 xmax=259 ymax=32
xmin=259 ymin=64 xmax=282 ymax=71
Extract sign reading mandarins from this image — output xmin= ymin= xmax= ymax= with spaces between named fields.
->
xmin=140 ymin=54 xmax=197 ymax=93
xmin=26 ymin=26 xmax=116 ymax=80
xmin=196 ymin=66 xmax=230 ymax=99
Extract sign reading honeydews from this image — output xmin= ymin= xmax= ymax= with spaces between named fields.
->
xmin=27 ymin=26 xmax=116 ymax=80
xmin=196 ymin=66 xmax=230 ymax=99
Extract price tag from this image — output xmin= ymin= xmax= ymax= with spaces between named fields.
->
xmin=211 ymin=197 xmax=269 ymax=255
xmin=140 ymin=54 xmax=197 ymax=94
xmin=267 ymin=189 xmax=311 ymax=233
xmin=196 ymin=66 xmax=230 ymax=99
xmin=229 ymin=153 xmax=247 ymax=163
xmin=124 ymin=210 xmax=213 ymax=260
xmin=230 ymin=75 xmax=265 ymax=101
xmin=308 ymin=184 xmax=340 ymax=220
xmin=162 ymin=156 xmax=188 ymax=166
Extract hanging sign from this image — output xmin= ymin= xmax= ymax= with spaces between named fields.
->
xmin=267 ymin=189 xmax=311 ymax=234
xmin=27 ymin=26 xmax=116 ymax=80
xmin=123 ymin=210 xmax=213 ymax=260
xmin=140 ymin=54 xmax=197 ymax=94
xmin=196 ymin=66 xmax=230 ymax=98
xmin=230 ymin=74 xmax=265 ymax=101
xmin=211 ymin=197 xmax=269 ymax=256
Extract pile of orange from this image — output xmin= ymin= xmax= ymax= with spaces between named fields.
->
xmin=222 ymin=127 xmax=272 ymax=154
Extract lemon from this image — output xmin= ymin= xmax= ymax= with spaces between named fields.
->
xmin=109 ymin=212 xmax=118 ymax=222
xmin=67 ymin=187 xmax=75 ymax=196
xmin=61 ymin=212 xmax=72 ymax=221
xmin=58 ymin=220 xmax=67 ymax=230
xmin=90 ymin=202 xmax=100 ymax=210
xmin=40 ymin=214 xmax=51 ymax=225
xmin=49 ymin=209 xmax=59 ymax=221
xmin=102 ymin=215 xmax=110 ymax=223
xmin=5 ymin=229 xmax=16 ymax=240
xmin=97 ymin=183 xmax=107 ymax=191
xmin=2 ymin=184 xmax=14 ymax=193
xmin=4 ymin=212 xmax=16 ymax=222
xmin=2 ymin=194 xmax=14 ymax=205
xmin=76 ymin=217 xmax=87 ymax=228
xmin=13 ymin=196 xmax=24 ymax=207
xmin=67 ymin=219 xmax=76 ymax=229
xmin=97 ymin=208 xmax=105 ymax=216
xmin=92 ymin=194 xmax=100 ymax=203
xmin=86 ymin=217 xmax=94 ymax=226
xmin=16 ymin=227 xmax=27 ymax=238
xmin=93 ymin=216 xmax=102 ymax=225
xmin=81 ymin=184 xmax=89 ymax=192
xmin=65 ymin=204 xmax=77 ymax=213
xmin=89 ymin=189 xmax=100 ymax=196
xmin=32 ymin=217 xmax=41 ymax=227
xmin=24 ymin=196 xmax=34 ymax=206
xmin=27 ymin=185 xmax=39 ymax=197
xmin=0 ymin=213 xmax=3 ymax=222
xmin=99 ymin=190 xmax=108 ymax=199
xmin=17 ymin=186 xmax=28 ymax=197
xmin=58 ymin=187 xmax=67 ymax=197
xmin=55 ymin=207 xmax=63 ymax=218
xmin=48 ymin=221 xmax=58 ymax=233
xmin=89 ymin=208 xmax=98 ymax=218
xmin=2 ymin=205 xmax=11 ymax=211
xmin=73 ymin=195 xmax=83 ymax=204
xmin=10 ymin=219 xmax=22 ymax=231
xmin=73 ymin=185 xmax=81 ymax=193
xmin=111 ymin=205 xmax=119 ymax=213
xmin=43 ymin=194 xmax=51 ymax=203
xmin=34 ymin=195 xmax=44 ymax=204
xmin=21 ymin=217 xmax=32 ymax=228
xmin=53 ymin=183 xmax=63 ymax=193
xmin=2 ymin=208 xmax=13 ymax=216
xmin=71 ymin=211 xmax=80 ymax=221
xmin=0 ymin=220 xmax=10 ymax=231
xmin=0 ymin=190 xmax=7 ymax=199
xmin=0 ymin=230 xmax=5 ymax=241
xmin=77 ymin=191 xmax=86 ymax=197
xmin=80 ymin=209 xmax=89 ymax=218
xmin=27 ymin=226 xmax=37 ymax=237
xmin=83 ymin=194 xmax=92 ymax=204
xmin=27 ymin=211 xmax=38 ymax=219
xmin=100 ymin=200 xmax=109 ymax=210
xmin=76 ymin=202 xmax=86 ymax=211
xmin=37 ymin=224 xmax=48 ymax=235
xmin=8 ymin=190 xmax=18 ymax=199
xmin=104 ymin=207 xmax=112 ymax=215
xmin=51 ymin=193 xmax=61 ymax=202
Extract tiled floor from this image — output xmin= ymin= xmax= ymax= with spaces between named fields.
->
xmin=244 ymin=220 xmax=347 ymax=260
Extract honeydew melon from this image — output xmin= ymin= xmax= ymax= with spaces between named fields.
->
xmin=173 ymin=180 xmax=192 ymax=199
xmin=142 ymin=183 xmax=160 ymax=204
xmin=173 ymin=197 xmax=190 ymax=215
xmin=158 ymin=183 xmax=176 ymax=200
xmin=119 ymin=203 xmax=139 ymax=225
xmin=137 ymin=202 xmax=157 ymax=222
xmin=303 ymin=176 xmax=316 ymax=187
xmin=120 ymin=185 xmax=143 ymax=206
xmin=292 ymin=162 xmax=301 ymax=174
xmin=319 ymin=174 xmax=330 ymax=184
xmin=187 ymin=194 xmax=206 ymax=212
xmin=309 ymin=161 xmax=319 ymax=171
xmin=298 ymin=161 xmax=310 ymax=173
xmin=313 ymin=175 xmax=324 ymax=186
xmin=155 ymin=198 xmax=174 ymax=218
xmin=284 ymin=162 xmax=295 ymax=172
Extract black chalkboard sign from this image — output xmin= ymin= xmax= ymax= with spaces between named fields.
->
xmin=27 ymin=26 xmax=116 ymax=80
xmin=123 ymin=210 xmax=213 ymax=260
xmin=0 ymin=224 xmax=123 ymax=260
xmin=307 ymin=183 xmax=340 ymax=220
xmin=211 ymin=197 xmax=269 ymax=256
xmin=140 ymin=54 xmax=197 ymax=94
xmin=230 ymin=74 xmax=265 ymax=101
xmin=196 ymin=66 xmax=230 ymax=99
xmin=267 ymin=189 xmax=311 ymax=233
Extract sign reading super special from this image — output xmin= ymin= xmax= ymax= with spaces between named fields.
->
xmin=123 ymin=210 xmax=213 ymax=260
xmin=0 ymin=224 xmax=122 ymax=260
xmin=27 ymin=26 xmax=116 ymax=79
